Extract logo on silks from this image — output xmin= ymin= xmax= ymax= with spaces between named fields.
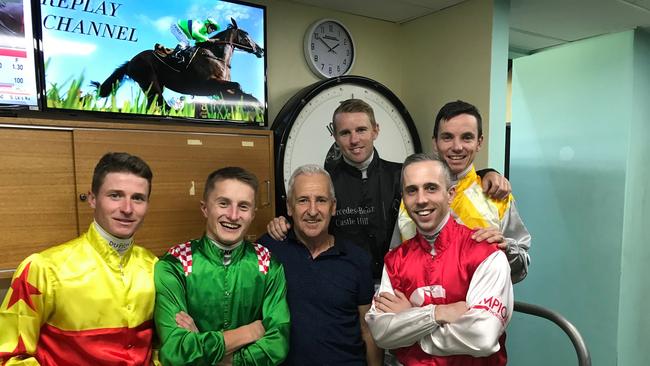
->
xmin=410 ymin=285 xmax=446 ymax=306
xmin=474 ymin=296 xmax=509 ymax=324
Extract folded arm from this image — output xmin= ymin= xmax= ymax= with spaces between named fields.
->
xmin=419 ymin=251 xmax=513 ymax=357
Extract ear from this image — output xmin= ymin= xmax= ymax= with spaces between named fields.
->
xmin=330 ymin=198 xmax=337 ymax=216
xmin=372 ymin=123 xmax=380 ymax=140
xmin=200 ymin=200 xmax=209 ymax=219
xmin=447 ymin=185 xmax=456 ymax=206
xmin=87 ymin=191 xmax=97 ymax=209
xmin=432 ymin=137 xmax=439 ymax=153
xmin=286 ymin=199 xmax=293 ymax=218
xmin=476 ymin=135 xmax=484 ymax=151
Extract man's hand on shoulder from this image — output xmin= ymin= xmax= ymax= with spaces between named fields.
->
xmin=267 ymin=216 xmax=291 ymax=241
xmin=434 ymin=301 xmax=468 ymax=325
xmin=374 ymin=290 xmax=412 ymax=314
xmin=471 ymin=227 xmax=507 ymax=249
xmin=481 ymin=171 xmax=512 ymax=200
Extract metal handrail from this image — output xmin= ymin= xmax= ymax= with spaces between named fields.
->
xmin=514 ymin=301 xmax=591 ymax=366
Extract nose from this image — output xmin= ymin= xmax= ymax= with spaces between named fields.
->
xmin=120 ymin=199 xmax=133 ymax=214
xmin=451 ymin=137 xmax=463 ymax=151
xmin=307 ymin=200 xmax=318 ymax=216
xmin=349 ymin=131 xmax=360 ymax=145
xmin=415 ymin=189 xmax=427 ymax=206
xmin=226 ymin=205 xmax=239 ymax=220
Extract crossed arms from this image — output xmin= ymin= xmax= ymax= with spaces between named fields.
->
xmin=365 ymin=250 xmax=513 ymax=357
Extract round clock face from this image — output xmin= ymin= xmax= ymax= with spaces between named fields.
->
xmin=277 ymin=80 xmax=419 ymax=195
xmin=304 ymin=19 xmax=355 ymax=78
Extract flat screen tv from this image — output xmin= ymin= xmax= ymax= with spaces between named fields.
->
xmin=0 ymin=0 xmax=39 ymax=108
xmin=37 ymin=0 xmax=267 ymax=125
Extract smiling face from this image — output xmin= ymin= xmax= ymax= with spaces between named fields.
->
xmin=287 ymin=173 xmax=336 ymax=242
xmin=88 ymin=172 xmax=150 ymax=239
xmin=434 ymin=113 xmax=483 ymax=175
xmin=333 ymin=111 xmax=379 ymax=164
xmin=402 ymin=161 xmax=455 ymax=235
xmin=201 ymin=178 xmax=256 ymax=246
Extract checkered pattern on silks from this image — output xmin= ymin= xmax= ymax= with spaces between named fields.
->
xmin=168 ymin=242 xmax=193 ymax=276
xmin=254 ymin=244 xmax=270 ymax=275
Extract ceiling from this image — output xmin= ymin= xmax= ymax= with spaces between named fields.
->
xmin=289 ymin=0 xmax=650 ymax=57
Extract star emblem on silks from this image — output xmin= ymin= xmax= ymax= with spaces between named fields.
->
xmin=0 ymin=335 xmax=26 ymax=365
xmin=7 ymin=262 xmax=41 ymax=311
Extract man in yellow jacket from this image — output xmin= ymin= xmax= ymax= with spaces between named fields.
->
xmin=0 ymin=152 xmax=158 ymax=365
xmin=398 ymin=100 xmax=531 ymax=283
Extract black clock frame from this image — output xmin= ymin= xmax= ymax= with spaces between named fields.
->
xmin=271 ymin=75 xmax=422 ymax=216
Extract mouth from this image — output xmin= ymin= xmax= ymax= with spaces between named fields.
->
xmin=414 ymin=209 xmax=434 ymax=217
xmin=219 ymin=222 xmax=241 ymax=231
xmin=114 ymin=218 xmax=136 ymax=225
xmin=303 ymin=217 xmax=321 ymax=224
xmin=446 ymin=154 xmax=466 ymax=162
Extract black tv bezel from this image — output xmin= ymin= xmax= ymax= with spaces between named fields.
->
xmin=32 ymin=0 xmax=268 ymax=127
xmin=0 ymin=0 xmax=42 ymax=112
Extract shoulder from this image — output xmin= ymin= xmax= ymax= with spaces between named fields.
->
xmin=383 ymin=236 xmax=416 ymax=265
xmin=444 ymin=220 xmax=500 ymax=260
xmin=131 ymin=245 xmax=159 ymax=265
xmin=245 ymin=241 xmax=280 ymax=276
xmin=157 ymin=239 xmax=198 ymax=276
xmin=37 ymin=235 xmax=90 ymax=267
xmin=378 ymin=157 xmax=402 ymax=172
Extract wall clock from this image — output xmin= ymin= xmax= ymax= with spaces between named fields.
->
xmin=271 ymin=75 xmax=421 ymax=215
xmin=304 ymin=19 xmax=355 ymax=78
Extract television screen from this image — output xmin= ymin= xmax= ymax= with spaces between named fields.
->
xmin=0 ymin=0 xmax=39 ymax=108
xmin=38 ymin=0 xmax=266 ymax=125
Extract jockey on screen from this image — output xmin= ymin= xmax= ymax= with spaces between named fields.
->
xmin=169 ymin=18 xmax=220 ymax=63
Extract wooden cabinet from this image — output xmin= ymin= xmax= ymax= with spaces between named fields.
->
xmin=0 ymin=118 xmax=275 ymax=275
xmin=0 ymin=128 xmax=78 ymax=274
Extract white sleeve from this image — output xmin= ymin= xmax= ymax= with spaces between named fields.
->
xmin=419 ymin=251 xmax=513 ymax=357
xmin=364 ymin=266 xmax=440 ymax=349
xmin=501 ymin=200 xmax=531 ymax=283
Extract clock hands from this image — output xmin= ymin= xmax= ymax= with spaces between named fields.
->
xmin=318 ymin=37 xmax=338 ymax=54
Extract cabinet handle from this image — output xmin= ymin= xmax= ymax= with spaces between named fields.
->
xmin=261 ymin=180 xmax=271 ymax=207
xmin=79 ymin=193 xmax=87 ymax=201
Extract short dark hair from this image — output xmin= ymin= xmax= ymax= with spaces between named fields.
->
xmin=91 ymin=152 xmax=153 ymax=195
xmin=433 ymin=100 xmax=483 ymax=139
xmin=203 ymin=166 xmax=259 ymax=201
xmin=332 ymin=98 xmax=377 ymax=133
xmin=401 ymin=152 xmax=452 ymax=190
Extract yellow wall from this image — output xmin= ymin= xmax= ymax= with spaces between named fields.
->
xmin=399 ymin=0 xmax=495 ymax=168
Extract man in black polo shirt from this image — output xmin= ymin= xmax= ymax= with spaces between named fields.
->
xmin=259 ymin=164 xmax=382 ymax=366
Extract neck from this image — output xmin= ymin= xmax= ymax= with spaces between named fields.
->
xmin=93 ymin=221 xmax=133 ymax=256
xmin=206 ymin=233 xmax=243 ymax=250
xmin=296 ymin=231 xmax=334 ymax=259
xmin=417 ymin=212 xmax=450 ymax=240
xmin=451 ymin=164 xmax=474 ymax=184
xmin=343 ymin=151 xmax=374 ymax=179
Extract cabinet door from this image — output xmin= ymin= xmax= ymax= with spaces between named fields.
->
xmin=73 ymin=129 xmax=274 ymax=256
xmin=0 ymin=128 xmax=77 ymax=273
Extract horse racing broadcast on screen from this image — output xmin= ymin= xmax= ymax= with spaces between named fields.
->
xmin=38 ymin=0 xmax=267 ymax=125
xmin=0 ymin=0 xmax=39 ymax=108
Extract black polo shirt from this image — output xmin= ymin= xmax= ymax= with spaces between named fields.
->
xmin=259 ymin=231 xmax=375 ymax=366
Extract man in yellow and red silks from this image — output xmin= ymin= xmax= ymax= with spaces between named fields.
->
xmin=0 ymin=152 xmax=158 ymax=366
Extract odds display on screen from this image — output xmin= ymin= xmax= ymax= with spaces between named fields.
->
xmin=0 ymin=0 xmax=39 ymax=108
xmin=38 ymin=0 xmax=267 ymax=125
